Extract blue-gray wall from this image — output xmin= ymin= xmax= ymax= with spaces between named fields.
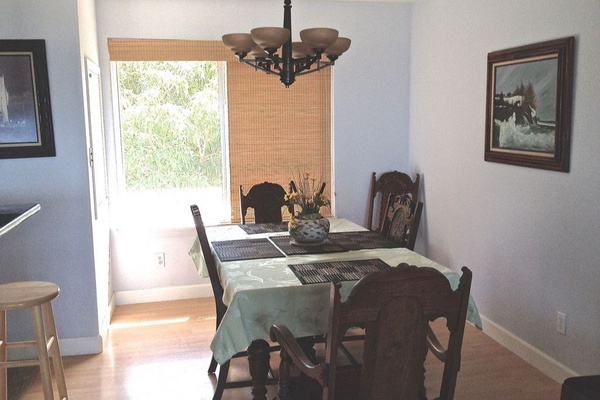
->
xmin=409 ymin=0 xmax=600 ymax=376
xmin=0 ymin=0 xmax=101 ymax=353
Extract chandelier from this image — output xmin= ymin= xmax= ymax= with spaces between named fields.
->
xmin=222 ymin=0 xmax=351 ymax=88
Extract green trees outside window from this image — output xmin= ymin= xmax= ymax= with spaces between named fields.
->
xmin=116 ymin=61 xmax=223 ymax=191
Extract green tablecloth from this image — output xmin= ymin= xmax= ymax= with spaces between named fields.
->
xmin=189 ymin=219 xmax=482 ymax=364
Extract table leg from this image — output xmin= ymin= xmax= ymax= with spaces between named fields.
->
xmin=248 ymin=339 xmax=270 ymax=400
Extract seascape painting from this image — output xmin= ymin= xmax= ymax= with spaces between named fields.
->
xmin=492 ymin=56 xmax=557 ymax=154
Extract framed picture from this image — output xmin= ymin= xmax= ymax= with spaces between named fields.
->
xmin=484 ymin=37 xmax=574 ymax=172
xmin=0 ymin=40 xmax=55 ymax=159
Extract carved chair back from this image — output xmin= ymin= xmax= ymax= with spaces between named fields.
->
xmin=380 ymin=193 xmax=424 ymax=250
xmin=270 ymin=265 xmax=472 ymax=400
xmin=367 ymin=171 xmax=420 ymax=232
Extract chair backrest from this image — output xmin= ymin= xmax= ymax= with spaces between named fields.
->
xmin=367 ymin=171 xmax=420 ymax=232
xmin=239 ymin=182 xmax=290 ymax=224
xmin=380 ymin=193 xmax=424 ymax=250
xmin=325 ymin=265 xmax=472 ymax=400
xmin=190 ymin=205 xmax=227 ymax=323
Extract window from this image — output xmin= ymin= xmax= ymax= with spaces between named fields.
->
xmin=108 ymin=39 xmax=331 ymax=227
xmin=114 ymin=60 xmax=228 ymax=226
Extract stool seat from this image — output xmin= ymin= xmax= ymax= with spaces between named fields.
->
xmin=0 ymin=281 xmax=60 ymax=310
xmin=561 ymin=375 xmax=600 ymax=400
xmin=0 ymin=281 xmax=68 ymax=400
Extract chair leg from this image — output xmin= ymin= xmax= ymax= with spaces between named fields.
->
xmin=277 ymin=349 xmax=291 ymax=400
xmin=43 ymin=303 xmax=68 ymax=399
xmin=32 ymin=304 xmax=54 ymax=400
xmin=1 ymin=310 xmax=7 ymax=400
xmin=212 ymin=360 xmax=230 ymax=400
xmin=208 ymin=355 xmax=218 ymax=374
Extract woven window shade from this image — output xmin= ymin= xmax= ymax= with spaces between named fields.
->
xmin=108 ymin=39 xmax=331 ymax=222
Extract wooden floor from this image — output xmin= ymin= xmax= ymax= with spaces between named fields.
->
xmin=10 ymin=298 xmax=561 ymax=399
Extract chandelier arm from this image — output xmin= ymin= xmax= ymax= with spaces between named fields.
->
xmin=295 ymin=61 xmax=335 ymax=76
xmin=294 ymin=52 xmax=332 ymax=75
xmin=268 ymin=53 xmax=284 ymax=73
xmin=239 ymin=58 xmax=280 ymax=76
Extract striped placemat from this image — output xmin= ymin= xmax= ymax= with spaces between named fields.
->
xmin=328 ymin=231 xmax=402 ymax=250
xmin=268 ymin=235 xmax=347 ymax=256
xmin=239 ymin=223 xmax=288 ymax=235
xmin=288 ymin=258 xmax=391 ymax=284
xmin=212 ymin=238 xmax=285 ymax=262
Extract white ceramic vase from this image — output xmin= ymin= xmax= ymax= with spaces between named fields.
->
xmin=288 ymin=213 xmax=330 ymax=244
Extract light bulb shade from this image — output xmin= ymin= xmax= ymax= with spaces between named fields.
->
xmin=324 ymin=37 xmax=351 ymax=57
xmin=249 ymin=44 xmax=269 ymax=58
xmin=222 ymin=33 xmax=255 ymax=54
xmin=300 ymin=28 xmax=339 ymax=50
xmin=250 ymin=27 xmax=290 ymax=50
xmin=292 ymin=42 xmax=315 ymax=58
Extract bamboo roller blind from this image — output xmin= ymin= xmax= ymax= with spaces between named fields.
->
xmin=108 ymin=39 xmax=331 ymax=222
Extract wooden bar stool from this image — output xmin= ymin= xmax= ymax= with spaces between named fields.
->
xmin=0 ymin=281 xmax=68 ymax=400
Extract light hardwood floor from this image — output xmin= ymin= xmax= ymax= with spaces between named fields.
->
xmin=12 ymin=298 xmax=561 ymax=399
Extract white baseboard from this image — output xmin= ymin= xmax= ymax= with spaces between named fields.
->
xmin=60 ymin=335 xmax=103 ymax=356
xmin=114 ymin=283 xmax=213 ymax=305
xmin=9 ymin=335 xmax=103 ymax=360
xmin=480 ymin=315 xmax=578 ymax=383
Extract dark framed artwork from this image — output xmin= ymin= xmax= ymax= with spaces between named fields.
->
xmin=0 ymin=40 xmax=55 ymax=159
xmin=484 ymin=37 xmax=574 ymax=172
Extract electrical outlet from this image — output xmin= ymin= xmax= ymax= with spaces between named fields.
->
xmin=154 ymin=252 xmax=166 ymax=268
xmin=556 ymin=311 xmax=566 ymax=335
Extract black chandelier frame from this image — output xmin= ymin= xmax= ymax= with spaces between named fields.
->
xmin=232 ymin=0 xmax=341 ymax=87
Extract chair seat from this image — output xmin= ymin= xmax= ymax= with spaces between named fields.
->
xmin=0 ymin=281 xmax=60 ymax=310
xmin=561 ymin=375 xmax=600 ymax=400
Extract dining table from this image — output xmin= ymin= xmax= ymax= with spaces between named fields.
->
xmin=189 ymin=218 xmax=481 ymax=400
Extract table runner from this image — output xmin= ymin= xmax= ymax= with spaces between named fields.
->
xmin=239 ymin=223 xmax=288 ymax=235
xmin=288 ymin=258 xmax=392 ymax=284
xmin=212 ymin=238 xmax=285 ymax=262
xmin=268 ymin=235 xmax=347 ymax=256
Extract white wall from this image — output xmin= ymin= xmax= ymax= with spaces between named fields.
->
xmin=0 ymin=0 xmax=102 ymax=354
xmin=409 ymin=0 xmax=600 ymax=376
xmin=95 ymin=0 xmax=413 ymax=293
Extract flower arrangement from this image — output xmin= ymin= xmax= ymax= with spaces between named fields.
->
xmin=285 ymin=172 xmax=330 ymax=218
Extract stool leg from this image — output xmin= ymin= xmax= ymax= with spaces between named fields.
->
xmin=1 ymin=310 xmax=7 ymax=400
xmin=32 ymin=304 xmax=55 ymax=400
xmin=43 ymin=302 xmax=68 ymax=399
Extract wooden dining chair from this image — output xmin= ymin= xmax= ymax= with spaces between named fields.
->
xmin=270 ymin=265 xmax=472 ymax=400
xmin=239 ymin=182 xmax=292 ymax=224
xmin=190 ymin=204 xmax=279 ymax=399
xmin=367 ymin=171 xmax=420 ymax=233
xmin=380 ymin=193 xmax=424 ymax=251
